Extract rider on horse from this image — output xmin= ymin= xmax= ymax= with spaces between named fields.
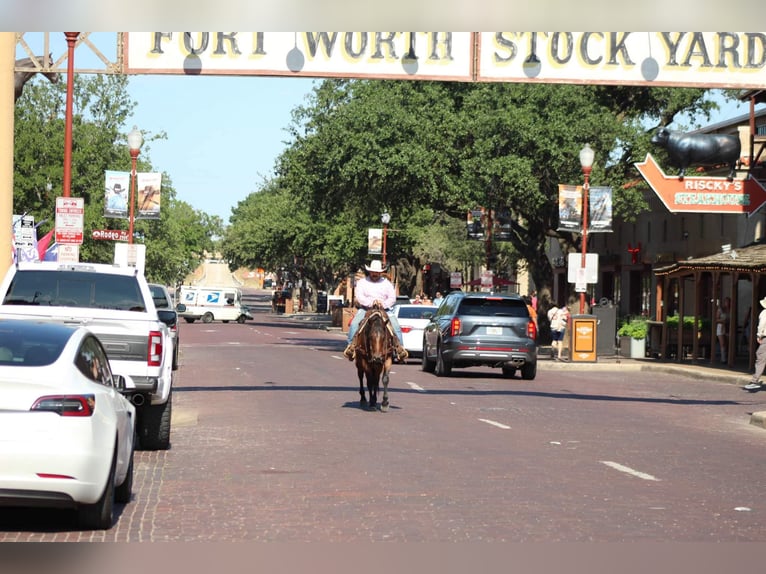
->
xmin=343 ymin=260 xmax=409 ymax=362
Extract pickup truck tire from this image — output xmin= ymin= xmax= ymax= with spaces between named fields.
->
xmin=137 ymin=392 xmax=172 ymax=451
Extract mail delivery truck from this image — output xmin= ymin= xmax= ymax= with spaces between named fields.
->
xmin=178 ymin=285 xmax=249 ymax=323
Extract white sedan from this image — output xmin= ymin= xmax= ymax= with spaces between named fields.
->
xmin=391 ymin=304 xmax=439 ymax=360
xmin=0 ymin=319 xmax=136 ymax=530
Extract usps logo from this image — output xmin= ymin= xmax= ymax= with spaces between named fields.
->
xmin=206 ymin=293 xmax=220 ymax=304
xmin=184 ymin=292 xmax=195 ymax=302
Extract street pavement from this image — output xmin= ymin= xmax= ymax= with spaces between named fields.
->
xmin=283 ymin=310 xmax=766 ymax=430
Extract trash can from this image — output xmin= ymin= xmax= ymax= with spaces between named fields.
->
xmin=570 ymin=314 xmax=597 ymax=363
xmin=592 ymin=303 xmax=617 ymax=356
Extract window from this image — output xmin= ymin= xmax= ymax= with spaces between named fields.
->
xmin=76 ymin=335 xmax=113 ymax=386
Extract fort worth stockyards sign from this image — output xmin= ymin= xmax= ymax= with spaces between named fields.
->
xmin=124 ymin=32 xmax=766 ymax=89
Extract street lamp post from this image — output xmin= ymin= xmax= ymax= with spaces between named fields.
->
xmin=381 ymin=211 xmax=391 ymax=267
xmin=579 ymin=143 xmax=595 ymax=314
xmin=127 ymin=126 xmax=143 ymax=245
xmin=62 ymin=32 xmax=79 ymax=198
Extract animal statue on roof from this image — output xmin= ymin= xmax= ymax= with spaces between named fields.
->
xmin=651 ymin=127 xmax=741 ymax=181
xmin=14 ymin=54 xmax=59 ymax=102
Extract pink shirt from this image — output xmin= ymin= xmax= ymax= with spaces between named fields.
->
xmin=355 ymin=276 xmax=396 ymax=309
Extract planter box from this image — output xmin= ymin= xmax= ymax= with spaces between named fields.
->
xmin=630 ymin=337 xmax=646 ymax=359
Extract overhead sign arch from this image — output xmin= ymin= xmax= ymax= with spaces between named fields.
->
xmin=124 ymin=32 xmax=766 ymax=89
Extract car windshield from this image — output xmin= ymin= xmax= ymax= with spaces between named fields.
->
xmin=458 ymin=298 xmax=528 ymax=317
xmin=397 ymin=306 xmax=437 ymax=319
xmin=0 ymin=320 xmax=71 ymax=366
xmin=3 ymin=270 xmax=146 ymax=311
xmin=149 ymin=285 xmax=171 ymax=308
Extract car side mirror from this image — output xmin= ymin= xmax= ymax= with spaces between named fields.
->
xmin=175 ymin=303 xmax=187 ymax=313
xmin=112 ymin=373 xmax=135 ymax=392
xmin=157 ymin=309 xmax=177 ymax=327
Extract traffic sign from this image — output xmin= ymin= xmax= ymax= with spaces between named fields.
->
xmin=635 ymin=153 xmax=766 ymax=216
xmin=55 ymin=197 xmax=84 ymax=244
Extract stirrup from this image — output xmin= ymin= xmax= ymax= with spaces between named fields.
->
xmin=343 ymin=344 xmax=355 ymax=361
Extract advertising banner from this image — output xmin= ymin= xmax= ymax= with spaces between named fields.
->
xmin=588 ymin=186 xmax=613 ymax=233
xmin=104 ymin=170 xmax=130 ymax=219
xmin=557 ymin=184 xmax=583 ymax=232
xmin=137 ymin=172 xmax=163 ymax=219
xmin=368 ymin=228 xmax=382 ymax=254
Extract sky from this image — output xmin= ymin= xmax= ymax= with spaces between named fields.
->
xmin=16 ymin=32 xmax=761 ymax=225
xmin=126 ymin=73 xmax=317 ymax=222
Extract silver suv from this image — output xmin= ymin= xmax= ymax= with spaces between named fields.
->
xmin=422 ymin=291 xmax=538 ymax=379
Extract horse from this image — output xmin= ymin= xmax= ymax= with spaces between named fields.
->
xmin=14 ymin=55 xmax=60 ymax=102
xmin=354 ymin=302 xmax=394 ymax=412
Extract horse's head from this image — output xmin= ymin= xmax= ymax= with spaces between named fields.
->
xmin=357 ymin=308 xmax=392 ymax=366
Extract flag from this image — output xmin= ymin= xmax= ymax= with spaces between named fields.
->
xmin=43 ymin=241 xmax=58 ymax=261
xmin=36 ymin=229 xmax=54 ymax=261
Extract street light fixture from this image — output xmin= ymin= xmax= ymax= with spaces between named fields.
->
xmin=127 ymin=125 xmax=143 ymax=245
xmin=579 ymin=143 xmax=595 ymax=314
xmin=381 ymin=211 xmax=391 ymax=267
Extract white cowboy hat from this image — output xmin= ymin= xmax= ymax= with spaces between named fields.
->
xmin=760 ymin=296 xmax=766 ymax=309
xmin=365 ymin=260 xmax=386 ymax=273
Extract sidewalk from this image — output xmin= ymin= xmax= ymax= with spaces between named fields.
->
xmin=281 ymin=311 xmax=766 ymax=429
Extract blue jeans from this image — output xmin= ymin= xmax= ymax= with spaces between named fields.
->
xmin=347 ymin=308 xmax=404 ymax=345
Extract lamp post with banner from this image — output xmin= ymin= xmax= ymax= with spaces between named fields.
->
xmin=578 ymin=143 xmax=594 ymax=314
xmin=127 ymin=126 xmax=143 ymax=246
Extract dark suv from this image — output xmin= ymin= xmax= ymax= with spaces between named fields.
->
xmin=421 ymin=291 xmax=537 ymax=379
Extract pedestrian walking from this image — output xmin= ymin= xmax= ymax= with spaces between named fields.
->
xmin=548 ymin=303 xmax=570 ymax=361
xmin=743 ymin=296 xmax=766 ymax=392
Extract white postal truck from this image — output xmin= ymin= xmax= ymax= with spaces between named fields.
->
xmin=178 ymin=285 xmax=249 ymax=324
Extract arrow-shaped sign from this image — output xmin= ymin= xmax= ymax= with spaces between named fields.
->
xmin=635 ymin=153 xmax=766 ymax=217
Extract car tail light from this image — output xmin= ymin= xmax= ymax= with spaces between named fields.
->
xmin=31 ymin=395 xmax=95 ymax=417
xmin=148 ymin=330 xmax=163 ymax=367
xmin=401 ymin=325 xmax=413 ymax=333
xmin=527 ymin=320 xmax=537 ymax=341
xmin=450 ymin=317 xmax=461 ymax=336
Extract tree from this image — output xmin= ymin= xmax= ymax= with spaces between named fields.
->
xmin=13 ymin=73 xmax=218 ymax=285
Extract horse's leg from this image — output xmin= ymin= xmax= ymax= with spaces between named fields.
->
xmin=369 ymin=367 xmax=379 ymax=410
xmin=357 ymin=363 xmax=368 ymax=408
xmin=380 ymin=360 xmax=392 ymax=412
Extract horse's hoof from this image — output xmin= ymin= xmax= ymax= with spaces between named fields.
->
xmin=380 ymin=404 xmax=389 ymax=413
xmin=360 ymin=399 xmax=368 ymax=409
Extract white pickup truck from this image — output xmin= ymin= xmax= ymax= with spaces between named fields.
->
xmin=0 ymin=261 xmax=175 ymax=450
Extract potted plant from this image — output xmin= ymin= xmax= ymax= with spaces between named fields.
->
xmin=618 ymin=316 xmax=648 ymax=358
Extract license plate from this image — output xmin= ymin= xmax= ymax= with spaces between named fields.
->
xmin=486 ymin=326 xmax=502 ymax=335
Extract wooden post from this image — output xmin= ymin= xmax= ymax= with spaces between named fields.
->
xmin=0 ymin=33 xmax=15 ymax=280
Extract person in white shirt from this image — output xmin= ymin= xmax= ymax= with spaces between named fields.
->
xmin=744 ymin=296 xmax=766 ymax=391
xmin=343 ymin=260 xmax=407 ymax=362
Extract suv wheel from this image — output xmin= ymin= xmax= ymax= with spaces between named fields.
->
xmin=435 ymin=343 xmax=452 ymax=377
xmin=421 ymin=338 xmax=436 ymax=372
xmin=521 ymin=362 xmax=537 ymax=380
xmin=502 ymin=366 xmax=516 ymax=379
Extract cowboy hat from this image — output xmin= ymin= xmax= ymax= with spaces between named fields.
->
xmin=112 ymin=183 xmax=124 ymax=192
xmin=760 ymin=296 xmax=766 ymax=309
xmin=365 ymin=260 xmax=387 ymax=273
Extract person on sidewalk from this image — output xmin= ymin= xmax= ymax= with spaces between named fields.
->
xmin=343 ymin=260 xmax=408 ymax=362
xmin=743 ymin=296 xmax=766 ymax=391
xmin=548 ymin=303 xmax=570 ymax=361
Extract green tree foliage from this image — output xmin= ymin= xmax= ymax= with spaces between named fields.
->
xmin=13 ymin=73 xmax=218 ymax=286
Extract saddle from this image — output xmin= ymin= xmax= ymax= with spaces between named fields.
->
xmin=353 ymin=305 xmax=397 ymax=356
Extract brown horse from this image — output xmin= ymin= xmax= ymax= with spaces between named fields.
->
xmin=354 ymin=302 xmax=394 ymax=412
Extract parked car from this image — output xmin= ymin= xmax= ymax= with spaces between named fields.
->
xmin=422 ymin=291 xmax=538 ymax=379
xmin=0 ymin=319 xmax=136 ymax=530
xmin=391 ymin=304 xmax=439 ymax=360
xmin=148 ymin=283 xmax=182 ymax=370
